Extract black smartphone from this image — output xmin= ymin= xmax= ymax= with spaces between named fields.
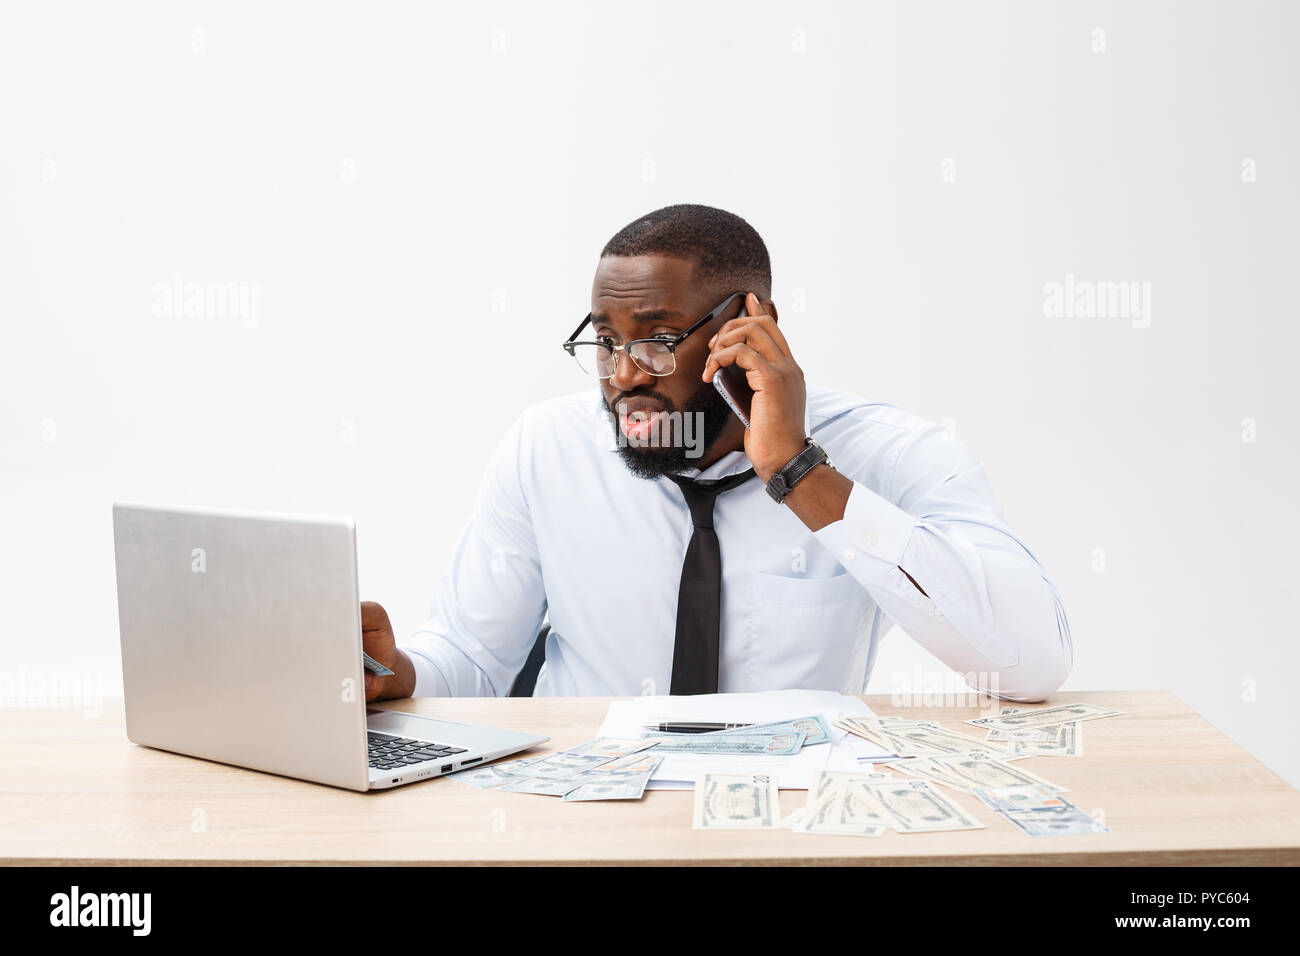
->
xmin=711 ymin=301 xmax=754 ymax=428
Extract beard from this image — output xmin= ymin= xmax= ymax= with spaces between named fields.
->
xmin=602 ymin=378 xmax=736 ymax=480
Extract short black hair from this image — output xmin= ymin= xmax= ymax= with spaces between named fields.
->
xmin=600 ymin=204 xmax=771 ymax=301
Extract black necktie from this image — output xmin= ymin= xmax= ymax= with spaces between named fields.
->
xmin=666 ymin=467 xmax=756 ymax=695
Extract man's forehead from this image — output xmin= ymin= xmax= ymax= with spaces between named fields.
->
xmin=591 ymin=255 xmax=701 ymax=318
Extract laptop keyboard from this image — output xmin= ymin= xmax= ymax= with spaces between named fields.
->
xmin=368 ymin=731 xmax=468 ymax=770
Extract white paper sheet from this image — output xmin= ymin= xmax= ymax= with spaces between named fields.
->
xmin=596 ymin=688 xmax=893 ymax=790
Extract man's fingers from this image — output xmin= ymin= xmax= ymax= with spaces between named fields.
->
xmin=703 ymin=342 xmax=764 ymax=383
xmin=709 ymin=310 xmax=791 ymax=359
xmin=710 ymin=321 xmax=783 ymax=362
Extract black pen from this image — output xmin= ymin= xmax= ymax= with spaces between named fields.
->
xmin=642 ymin=721 xmax=756 ymax=734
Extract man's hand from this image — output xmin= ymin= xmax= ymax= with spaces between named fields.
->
xmin=361 ymin=601 xmax=416 ymax=701
xmin=702 ymin=292 xmax=808 ymax=483
xmin=702 ymin=293 xmax=852 ymax=531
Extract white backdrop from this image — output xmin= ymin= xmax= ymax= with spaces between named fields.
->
xmin=3 ymin=1 xmax=1297 ymax=786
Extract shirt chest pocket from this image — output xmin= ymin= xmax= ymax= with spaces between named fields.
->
xmin=735 ymin=571 xmax=873 ymax=694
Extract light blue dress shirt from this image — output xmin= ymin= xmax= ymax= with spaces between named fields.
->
xmin=402 ymin=385 xmax=1072 ymax=701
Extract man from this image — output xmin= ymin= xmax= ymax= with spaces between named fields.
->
xmin=363 ymin=204 xmax=1071 ymax=702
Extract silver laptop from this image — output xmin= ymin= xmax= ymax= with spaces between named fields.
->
xmin=111 ymin=502 xmax=548 ymax=791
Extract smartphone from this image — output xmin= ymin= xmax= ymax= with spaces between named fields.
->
xmin=711 ymin=301 xmax=754 ymax=428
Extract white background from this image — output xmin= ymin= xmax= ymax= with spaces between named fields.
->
xmin=3 ymin=1 xmax=1297 ymax=786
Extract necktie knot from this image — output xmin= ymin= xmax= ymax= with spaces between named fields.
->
xmin=668 ymin=468 xmax=755 ymax=530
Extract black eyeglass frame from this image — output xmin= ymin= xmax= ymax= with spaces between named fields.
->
xmin=561 ymin=291 xmax=747 ymax=378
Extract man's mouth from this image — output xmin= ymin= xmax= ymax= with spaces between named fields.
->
xmin=617 ymin=403 xmax=667 ymax=442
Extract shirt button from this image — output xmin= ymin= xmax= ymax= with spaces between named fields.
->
xmin=841 ymin=548 xmax=856 ymax=561
xmin=933 ymin=606 xmax=943 ymax=617
xmin=861 ymin=531 xmax=879 ymax=547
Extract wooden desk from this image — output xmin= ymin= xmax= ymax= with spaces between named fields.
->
xmin=2 ymin=690 xmax=1297 ymax=865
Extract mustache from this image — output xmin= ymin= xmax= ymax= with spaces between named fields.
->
xmin=603 ymin=388 xmax=677 ymax=412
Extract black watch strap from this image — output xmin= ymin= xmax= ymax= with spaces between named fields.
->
xmin=766 ymin=438 xmax=833 ymax=504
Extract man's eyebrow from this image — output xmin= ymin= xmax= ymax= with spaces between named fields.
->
xmin=591 ymin=308 xmax=682 ymax=324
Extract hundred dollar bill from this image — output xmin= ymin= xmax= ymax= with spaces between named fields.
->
xmin=445 ymin=757 xmax=542 ymax=788
xmin=646 ymin=731 xmax=807 ymax=756
xmin=518 ymin=752 xmax=621 ymax=778
xmin=498 ymin=775 xmax=587 ymax=796
xmin=893 ymin=752 xmax=1069 ymax=794
xmin=362 ymin=652 xmax=394 ymax=677
xmin=563 ymin=737 xmax=664 ymax=759
xmin=858 ymin=778 xmax=985 ymax=832
xmin=966 ymin=703 xmax=1123 ymax=732
xmin=693 ymin=773 xmax=781 ymax=829
xmin=970 ymin=785 xmax=1072 ymax=813
xmin=715 ymin=715 xmax=834 ymax=746
xmin=563 ymin=761 xmax=660 ymax=802
xmin=1000 ymin=802 xmax=1110 ymax=837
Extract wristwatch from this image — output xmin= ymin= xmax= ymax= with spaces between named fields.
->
xmin=765 ymin=438 xmax=833 ymax=504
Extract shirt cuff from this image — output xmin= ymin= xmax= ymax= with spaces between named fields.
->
xmin=402 ymin=645 xmax=447 ymax=698
xmin=813 ymin=480 xmax=917 ymax=581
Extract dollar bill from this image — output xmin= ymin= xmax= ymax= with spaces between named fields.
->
xmin=892 ymin=752 xmax=1069 ymax=794
xmin=858 ymin=778 xmax=985 ymax=832
xmin=970 ymin=785 xmax=1072 ymax=813
xmin=444 ymin=758 xmax=542 ymax=788
xmin=563 ymin=760 xmax=661 ymax=802
xmin=519 ymin=752 xmax=622 ymax=778
xmin=498 ymin=776 xmax=587 ymax=796
xmin=983 ymin=707 xmax=1061 ymax=742
xmin=714 ymin=715 xmax=833 ymax=746
xmin=1007 ymin=722 xmax=1082 ymax=756
xmin=362 ymin=652 xmax=394 ymax=677
xmin=999 ymin=802 xmax=1110 ymax=837
xmin=692 ymin=773 xmax=782 ymax=828
xmin=966 ymin=703 xmax=1123 ymax=732
xmin=646 ymin=731 xmax=807 ymax=755
xmin=983 ymin=725 xmax=1060 ymax=743
xmin=563 ymin=737 xmax=664 ymax=759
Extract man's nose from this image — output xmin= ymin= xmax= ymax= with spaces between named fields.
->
xmin=609 ymin=349 xmax=654 ymax=391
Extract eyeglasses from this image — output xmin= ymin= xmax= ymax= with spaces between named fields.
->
xmin=561 ymin=291 xmax=746 ymax=379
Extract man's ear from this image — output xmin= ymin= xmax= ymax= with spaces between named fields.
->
xmin=763 ymin=297 xmax=779 ymax=323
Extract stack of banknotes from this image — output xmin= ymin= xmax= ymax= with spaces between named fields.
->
xmin=450 ymin=703 xmax=1120 ymax=835
xmin=446 ymin=737 xmax=666 ymax=801
xmin=692 ymin=769 xmax=988 ymax=834
xmin=969 ymin=703 xmax=1120 ymax=757
xmin=443 ymin=715 xmax=831 ymax=801
xmin=816 ymin=703 xmax=1124 ymax=837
